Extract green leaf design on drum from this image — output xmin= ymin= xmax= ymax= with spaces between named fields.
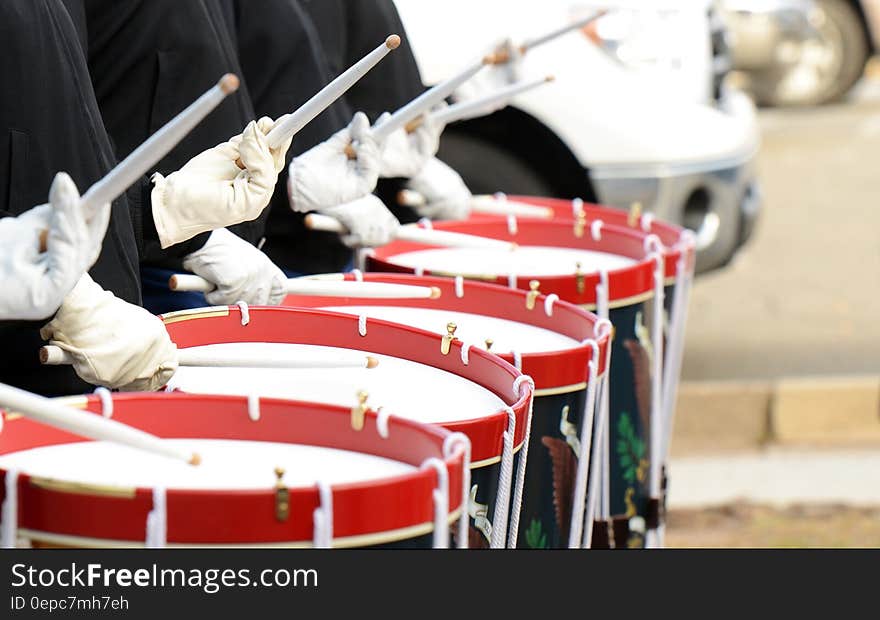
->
xmin=616 ymin=412 xmax=646 ymax=485
xmin=525 ymin=519 xmax=548 ymax=549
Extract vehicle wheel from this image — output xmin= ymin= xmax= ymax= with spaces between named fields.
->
xmin=751 ymin=0 xmax=869 ymax=106
xmin=436 ymin=131 xmax=556 ymax=197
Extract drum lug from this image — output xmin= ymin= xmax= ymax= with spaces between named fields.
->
xmin=274 ymin=467 xmax=290 ymax=522
xmin=351 ymin=390 xmax=370 ymax=431
xmin=628 ymin=202 xmax=642 ymax=228
xmin=441 ymin=322 xmax=458 ymax=355
xmin=525 ymin=280 xmax=541 ymax=310
xmin=575 ymin=263 xmax=585 ymax=295
xmin=484 ymin=338 xmax=494 ymax=352
xmin=574 ymin=211 xmax=587 ymax=238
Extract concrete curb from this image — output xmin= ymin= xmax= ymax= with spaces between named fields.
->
xmin=670 ymin=376 xmax=880 ymax=456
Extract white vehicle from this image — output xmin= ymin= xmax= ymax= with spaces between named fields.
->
xmin=394 ymin=0 xmax=762 ymax=272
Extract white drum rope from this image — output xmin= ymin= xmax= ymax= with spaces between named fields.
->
xmin=247 ymin=394 xmax=261 ymax=421
xmin=489 ymin=408 xmax=517 ymax=549
xmin=376 ymin=407 xmax=392 ymax=439
xmin=568 ymin=340 xmax=600 ymax=548
xmin=94 ymin=387 xmax=113 ymax=419
xmin=350 ymin=268 xmax=364 ymax=282
xmin=1 ymin=469 xmax=19 ymax=548
xmin=145 ymin=486 xmax=167 ymax=548
xmin=645 ymin=251 xmax=666 ymax=550
xmin=454 ymin=276 xmax=464 ymax=298
xmin=414 ymin=266 xmax=424 ymax=277
xmin=358 ymin=314 xmax=367 ymax=337
xmin=507 ymin=375 xmax=535 ymax=548
xmin=420 ymin=458 xmax=450 ymax=549
xmin=571 ymin=197 xmax=584 ymax=218
xmin=507 ymin=214 xmax=518 ymax=235
xmin=312 ymin=481 xmax=334 ymax=549
xmin=460 ymin=343 xmax=471 ymax=366
xmin=418 ymin=217 xmax=433 ymax=230
xmin=641 ymin=213 xmax=655 ymax=232
xmin=507 ymin=273 xmax=517 ymax=290
xmin=595 ymin=275 xmax=611 ymax=522
xmin=543 ymin=294 xmax=559 ymax=317
xmin=512 ymin=351 xmax=522 ymax=371
xmin=591 ymin=220 xmax=603 ymax=242
xmin=443 ymin=432 xmax=472 ymax=549
xmin=582 ymin=319 xmax=612 ymax=548
xmin=235 ymin=301 xmax=250 ymax=326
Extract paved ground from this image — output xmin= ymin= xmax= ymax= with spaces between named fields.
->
xmin=681 ymin=74 xmax=880 ymax=381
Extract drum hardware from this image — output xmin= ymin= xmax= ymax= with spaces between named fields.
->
xmin=351 ymin=391 xmax=370 ymax=431
xmin=484 ymin=339 xmax=494 ymax=351
xmin=440 ymin=322 xmax=458 ymax=355
xmin=574 ymin=211 xmax=587 ymax=238
xmin=525 ymin=280 xmax=541 ymax=310
xmin=574 ymin=263 xmax=585 ymax=295
xmin=628 ymin=202 xmax=643 ymax=228
xmin=274 ymin=467 xmax=290 ymax=522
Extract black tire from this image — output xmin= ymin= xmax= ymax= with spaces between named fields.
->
xmin=437 ymin=131 xmax=555 ymax=197
xmin=752 ymin=0 xmax=869 ymax=106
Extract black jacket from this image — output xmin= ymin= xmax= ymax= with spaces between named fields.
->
xmin=227 ymin=0 xmax=354 ymax=274
xmin=82 ymin=0 xmax=263 ymax=268
xmin=0 ymin=0 xmax=141 ymax=395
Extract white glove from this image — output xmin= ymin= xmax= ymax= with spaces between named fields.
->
xmin=0 ymin=172 xmax=110 ymax=321
xmin=288 ymin=112 xmax=380 ymax=213
xmin=405 ymin=157 xmax=473 ymax=221
xmin=377 ymin=109 xmax=444 ymax=178
xmin=182 ymin=228 xmax=287 ymax=305
xmin=40 ymin=274 xmax=178 ymax=391
xmin=151 ymin=117 xmax=291 ymax=249
xmin=322 ymin=194 xmax=400 ymax=248
xmin=453 ymin=38 xmax=523 ymax=104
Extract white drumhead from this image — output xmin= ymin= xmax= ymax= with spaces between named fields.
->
xmin=0 ymin=440 xmax=414 ymax=490
xmin=321 ymin=306 xmax=580 ymax=354
xmin=387 ymin=246 xmax=636 ymax=277
xmin=167 ymin=343 xmax=507 ymax=424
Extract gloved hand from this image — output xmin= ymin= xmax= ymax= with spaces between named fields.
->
xmin=321 ymin=194 xmax=399 ymax=248
xmin=405 ymin=157 xmax=473 ymax=221
xmin=182 ymin=228 xmax=287 ymax=305
xmin=151 ymin=117 xmax=291 ymax=249
xmin=288 ymin=112 xmax=380 ymax=213
xmin=40 ymin=274 xmax=178 ymax=391
xmin=0 ymin=172 xmax=110 ymax=321
xmin=453 ymin=38 xmax=523 ymax=104
xmin=377 ymin=108 xmax=444 ymax=178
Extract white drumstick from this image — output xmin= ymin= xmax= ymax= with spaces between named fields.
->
xmin=519 ymin=10 xmax=607 ymax=54
xmin=40 ymin=345 xmax=378 ymax=371
xmin=430 ymin=76 xmax=554 ymax=126
xmin=80 ymin=74 xmax=239 ymax=213
xmin=168 ymin=274 xmax=441 ymax=300
xmin=0 ymin=382 xmax=200 ymax=465
xmin=397 ymin=190 xmax=553 ymax=219
xmin=304 ymin=213 xmax=518 ymax=251
xmin=265 ymin=35 xmax=400 ymax=149
xmin=371 ymin=57 xmax=491 ymax=143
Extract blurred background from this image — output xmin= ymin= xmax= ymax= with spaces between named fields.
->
xmin=394 ymin=0 xmax=880 ymax=546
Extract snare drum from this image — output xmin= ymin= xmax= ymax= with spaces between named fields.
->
xmin=0 ymin=392 xmax=467 ymax=548
xmin=160 ymin=305 xmax=533 ymax=549
xmin=282 ymin=273 xmax=611 ymax=548
xmin=367 ymin=217 xmax=694 ymax=548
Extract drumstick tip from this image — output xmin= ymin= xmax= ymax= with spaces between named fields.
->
xmin=168 ymin=275 xmax=180 ymax=291
xmin=546 ymin=75 xmax=556 ymax=82
xmin=189 ymin=453 xmax=202 ymax=467
xmin=366 ymin=356 xmax=379 ymax=369
xmin=38 ymin=229 xmax=48 ymax=253
xmin=38 ymin=346 xmax=50 ymax=365
xmin=386 ymin=34 xmax=401 ymax=50
xmin=429 ymin=287 xmax=442 ymax=299
xmin=219 ymin=73 xmax=240 ymax=95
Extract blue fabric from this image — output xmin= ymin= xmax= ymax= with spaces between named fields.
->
xmin=140 ymin=266 xmax=208 ymax=314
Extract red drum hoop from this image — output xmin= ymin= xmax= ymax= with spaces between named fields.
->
xmin=368 ymin=219 xmax=662 ymax=308
xmin=282 ymin=274 xmax=609 ymax=393
xmin=0 ymin=392 xmax=466 ymax=547
xmin=161 ymin=306 xmax=531 ymax=465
